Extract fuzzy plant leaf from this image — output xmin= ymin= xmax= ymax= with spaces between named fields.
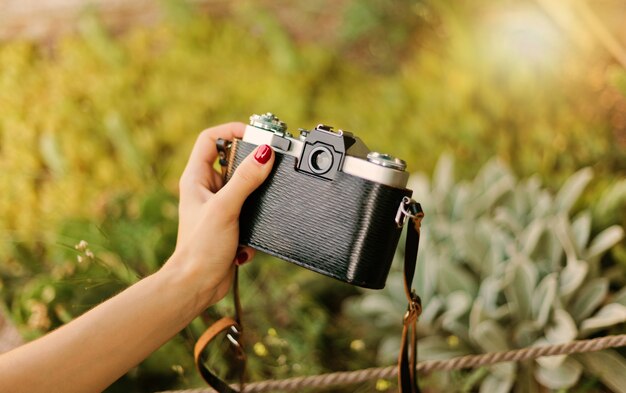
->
xmin=545 ymin=309 xmax=578 ymax=344
xmin=471 ymin=320 xmax=510 ymax=353
xmin=532 ymin=273 xmax=558 ymax=328
xmin=559 ymin=258 xmax=588 ymax=301
xmin=577 ymin=350 xmax=626 ymax=393
xmin=437 ymin=259 xmax=478 ymax=297
xmin=571 ymin=211 xmax=592 ymax=254
xmin=569 ymin=278 xmax=609 ymax=323
xmin=584 ymin=225 xmax=625 ymax=262
xmin=521 ymin=219 xmax=546 ymax=257
xmin=554 ymin=167 xmax=593 ymax=213
xmin=534 ymin=357 xmax=583 ymax=389
xmin=504 ymin=256 xmax=537 ymax=320
xmin=580 ymin=303 xmax=626 ymax=335
xmin=418 ymin=335 xmax=472 ymax=361
xmin=479 ymin=372 xmax=514 ymax=393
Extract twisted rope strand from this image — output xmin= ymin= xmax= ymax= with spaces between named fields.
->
xmin=160 ymin=334 xmax=626 ymax=393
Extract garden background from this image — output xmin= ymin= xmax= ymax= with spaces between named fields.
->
xmin=1 ymin=0 xmax=625 ymax=392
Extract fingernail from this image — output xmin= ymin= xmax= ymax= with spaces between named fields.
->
xmin=235 ymin=251 xmax=249 ymax=266
xmin=254 ymin=144 xmax=272 ymax=164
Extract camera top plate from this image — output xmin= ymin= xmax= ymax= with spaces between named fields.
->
xmin=243 ymin=113 xmax=409 ymax=189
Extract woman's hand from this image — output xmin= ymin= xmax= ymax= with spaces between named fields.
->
xmin=163 ymin=122 xmax=275 ymax=308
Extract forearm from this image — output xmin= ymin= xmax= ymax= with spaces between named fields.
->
xmin=0 ymin=256 xmax=214 ymax=393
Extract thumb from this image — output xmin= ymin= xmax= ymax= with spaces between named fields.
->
xmin=217 ymin=144 xmax=275 ymax=214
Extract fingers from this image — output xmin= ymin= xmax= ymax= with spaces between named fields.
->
xmin=234 ymin=246 xmax=256 ymax=266
xmin=216 ymin=144 xmax=275 ymax=217
xmin=181 ymin=122 xmax=246 ymax=190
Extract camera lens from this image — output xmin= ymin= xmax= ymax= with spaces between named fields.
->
xmin=309 ymin=146 xmax=334 ymax=174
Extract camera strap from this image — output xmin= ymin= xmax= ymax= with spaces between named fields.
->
xmin=397 ymin=199 xmax=424 ymax=393
xmin=194 ymin=268 xmax=246 ymax=393
xmin=194 ymin=200 xmax=424 ymax=393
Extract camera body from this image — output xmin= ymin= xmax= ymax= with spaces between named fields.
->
xmin=218 ymin=113 xmax=413 ymax=289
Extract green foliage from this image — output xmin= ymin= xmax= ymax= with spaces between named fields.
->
xmin=0 ymin=1 xmax=625 ymax=391
xmin=348 ymin=157 xmax=626 ymax=392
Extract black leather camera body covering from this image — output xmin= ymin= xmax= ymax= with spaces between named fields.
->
xmin=224 ymin=139 xmax=412 ymax=289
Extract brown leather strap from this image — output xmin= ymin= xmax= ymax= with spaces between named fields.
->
xmin=194 ymin=268 xmax=246 ymax=393
xmin=398 ymin=202 xmax=424 ymax=393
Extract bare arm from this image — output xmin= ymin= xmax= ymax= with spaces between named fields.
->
xmin=0 ymin=122 xmax=275 ymax=393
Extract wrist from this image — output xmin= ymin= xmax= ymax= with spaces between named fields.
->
xmin=159 ymin=252 xmax=221 ymax=316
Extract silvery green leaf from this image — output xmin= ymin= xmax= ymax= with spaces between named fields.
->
xmin=471 ymin=320 xmax=510 ymax=353
xmin=548 ymin=231 xmax=564 ymax=272
xmin=469 ymin=172 xmax=515 ymax=217
xmin=585 ymin=225 xmax=624 ymax=262
xmin=442 ymin=291 xmax=472 ymax=327
xmin=559 ymin=258 xmax=588 ymax=300
xmin=490 ymin=361 xmax=516 ymax=380
xmin=571 ymin=211 xmax=592 ymax=254
xmin=534 ymin=357 xmax=582 ymax=389
xmin=534 ymin=338 xmax=567 ymax=368
xmin=414 ymin=248 xmax=437 ymax=301
xmin=546 ymin=309 xmax=577 ymax=344
xmin=458 ymin=219 xmax=493 ymax=275
xmin=513 ymin=320 xmax=542 ymax=348
xmin=469 ymin=298 xmax=486 ymax=335
xmin=477 ymin=276 xmax=502 ymax=316
xmin=486 ymin=230 xmax=510 ymax=275
xmin=577 ymin=350 xmax=626 ymax=393
xmin=580 ymin=303 xmax=626 ymax=335
xmin=417 ymin=335 xmax=471 ymax=361
xmin=437 ymin=260 xmax=478 ymax=296
xmin=521 ymin=219 xmax=546 ymax=256
xmin=554 ymin=167 xmax=593 ymax=213
xmin=479 ymin=372 xmax=514 ymax=393
xmin=420 ymin=295 xmax=444 ymax=329
xmin=523 ymin=176 xmax=542 ymax=205
xmin=529 ymin=190 xmax=553 ymax=220
xmin=433 ymin=154 xmax=454 ymax=210
xmin=451 ymin=183 xmax=470 ymax=220
xmin=532 ymin=273 xmax=557 ymax=328
xmin=504 ymin=256 xmax=537 ymax=320
xmin=494 ymin=206 xmax=523 ymax=234
xmin=553 ymin=213 xmax=581 ymax=262
xmin=512 ymin=186 xmax=531 ymax=221
xmin=569 ymin=278 xmax=609 ymax=323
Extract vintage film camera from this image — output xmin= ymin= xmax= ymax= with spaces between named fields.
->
xmin=217 ymin=113 xmax=414 ymax=289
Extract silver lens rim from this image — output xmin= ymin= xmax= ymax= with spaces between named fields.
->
xmin=367 ymin=152 xmax=407 ymax=171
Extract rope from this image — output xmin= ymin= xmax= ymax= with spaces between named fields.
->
xmin=160 ymin=334 xmax=626 ymax=393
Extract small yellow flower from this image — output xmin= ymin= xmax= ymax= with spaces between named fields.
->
xmin=268 ymin=328 xmax=278 ymax=337
xmin=376 ymin=379 xmax=391 ymax=391
xmin=253 ymin=342 xmax=268 ymax=357
xmin=447 ymin=335 xmax=460 ymax=348
xmin=350 ymin=339 xmax=365 ymax=352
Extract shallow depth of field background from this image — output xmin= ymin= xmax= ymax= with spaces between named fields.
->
xmin=0 ymin=0 xmax=625 ymax=392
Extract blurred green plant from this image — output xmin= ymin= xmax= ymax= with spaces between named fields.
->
xmin=0 ymin=0 xmax=625 ymax=391
xmin=348 ymin=156 xmax=626 ymax=392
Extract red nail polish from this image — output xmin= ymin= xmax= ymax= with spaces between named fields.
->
xmin=235 ymin=252 xmax=248 ymax=266
xmin=254 ymin=144 xmax=272 ymax=164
